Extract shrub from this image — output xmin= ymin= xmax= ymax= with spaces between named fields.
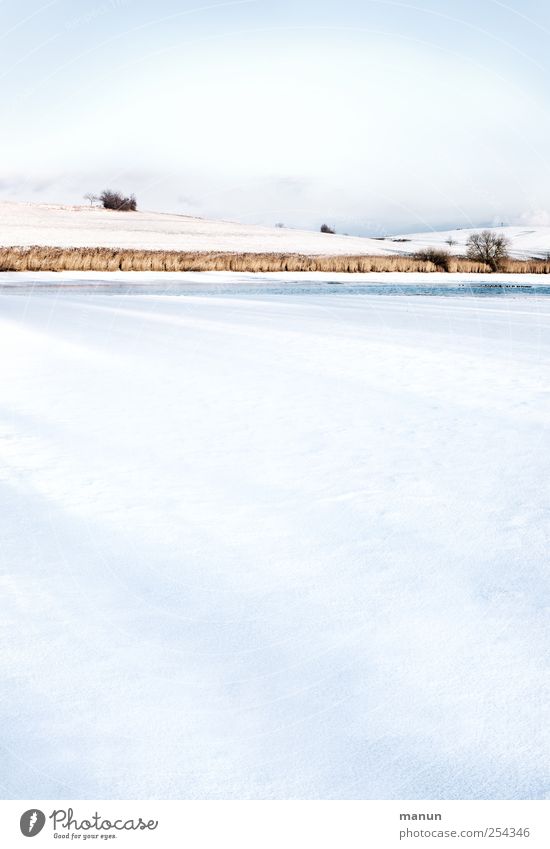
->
xmin=412 ymin=248 xmax=452 ymax=271
xmin=100 ymin=189 xmax=137 ymax=212
xmin=320 ymin=223 xmax=336 ymax=234
xmin=466 ymin=230 xmax=509 ymax=271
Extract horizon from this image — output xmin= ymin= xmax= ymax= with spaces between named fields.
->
xmin=2 ymin=1 xmax=550 ymax=234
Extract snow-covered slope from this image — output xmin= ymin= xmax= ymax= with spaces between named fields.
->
xmin=0 ymin=201 xmax=387 ymax=255
xmin=2 ymin=201 xmax=550 ymax=260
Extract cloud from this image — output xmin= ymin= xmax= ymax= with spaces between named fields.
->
xmin=0 ymin=176 xmax=57 ymax=195
xmin=519 ymin=209 xmax=550 ymax=227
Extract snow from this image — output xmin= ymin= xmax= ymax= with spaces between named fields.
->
xmin=1 ymin=275 xmax=549 ymax=800
xmin=3 ymin=201 xmax=550 ymax=259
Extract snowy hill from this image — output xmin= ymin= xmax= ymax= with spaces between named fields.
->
xmin=393 ymin=226 xmax=550 ymax=260
xmin=0 ymin=201 xmax=387 ymax=255
xmin=1 ymin=201 xmax=550 ymax=259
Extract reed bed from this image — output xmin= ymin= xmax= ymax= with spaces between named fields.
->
xmin=498 ymin=258 xmax=550 ymax=274
xmin=0 ymin=247 xmax=443 ymax=273
xmin=0 ymin=246 xmax=548 ymax=273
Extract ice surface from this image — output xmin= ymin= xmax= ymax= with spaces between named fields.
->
xmin=0 ymin=276 xmax=549 ymax=799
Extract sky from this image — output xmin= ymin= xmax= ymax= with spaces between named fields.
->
xmin=1 ymin=0 xmax=550 ymax=234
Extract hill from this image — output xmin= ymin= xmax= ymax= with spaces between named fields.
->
xmin=0 ymin=201 xmax=385 ymax=256
xmin=394 ymin=226 xmax=550 ymax=260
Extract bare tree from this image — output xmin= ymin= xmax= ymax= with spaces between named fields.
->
xmin=84 ymin=192 xmax=99 ymax=207
xmin=445 ymin=236 xmax=457 ymax=247
xmin=466 ymin=230 xmax=510 ymax=270
xmin=320 ymin=223 xmax=336 ymax=234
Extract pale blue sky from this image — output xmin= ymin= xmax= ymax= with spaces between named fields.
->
xmin=2 ymin=0 xmax=550 ymax=233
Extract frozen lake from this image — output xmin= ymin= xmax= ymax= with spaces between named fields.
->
xmin=2 ymin=272 xmax=550 ymax=298
xmin=1 ymin=275 xmax=549 ymax=800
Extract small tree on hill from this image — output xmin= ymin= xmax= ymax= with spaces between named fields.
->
xmin=466 ymin=230 xmax=509 ymax=270
xmin=84 ymin=192 xmax=100 ymax=207
xmin=320 ymin=223 xmax=335 ymax=234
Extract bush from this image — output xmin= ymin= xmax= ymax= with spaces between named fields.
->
xmin=100 ymin=189 xmax=137 ymax=212
xmin=466 ymin=230 xmax=509 ymax=271
xmin=412 ymin=248 xmax=451 ymax=271
xmin=320 ymin=223 xmax=336 ymax=234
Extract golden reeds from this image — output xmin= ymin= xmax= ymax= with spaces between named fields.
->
xmin=498 ymin=258 xmax=550 ymax=274
xmin=0 ymin=246 xmax=548 ymax=273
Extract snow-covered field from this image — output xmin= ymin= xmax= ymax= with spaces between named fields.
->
xmin=0 ymin=201 xmax=385 ymax=255
xmin=1 ymin=275 xmax=549 ymax=800
xmin=3 ymin=201 xmax=550 ymax=259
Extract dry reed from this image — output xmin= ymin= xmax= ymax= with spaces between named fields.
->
xmin=0 ymin=246 xmax=548 ymax=274
xmin=498 ymin=258 xmax=550 ymax=274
